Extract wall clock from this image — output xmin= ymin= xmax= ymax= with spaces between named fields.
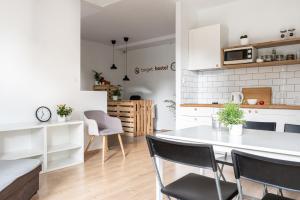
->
xmin=170 ymin=62 xmax=176 ymax=71
xmin=35 ymin=106 xmax=52 ymax=122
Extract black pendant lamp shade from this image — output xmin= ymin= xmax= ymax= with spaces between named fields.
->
xmin=123 ymin=37 xmax=130 ymax=81
xmin=123 ymin=75 xmax=130 ymax=81
xmin=110 ymin=40 xmax=117 ymax=70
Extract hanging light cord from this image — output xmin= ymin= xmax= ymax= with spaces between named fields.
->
xmin=112 ymin=44 xmax=115 ymax=63
xmin=125 ymin=42 xmax=128 ymax=74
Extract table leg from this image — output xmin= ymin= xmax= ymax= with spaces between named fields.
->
xmin=155 ymin=157 xmax=163 ymax=200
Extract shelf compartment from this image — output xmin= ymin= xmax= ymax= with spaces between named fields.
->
xmin=47 ymin=143 xmax=82 ymax=154
xmin=46 ymin=149 xmax=83 ymax=172
xmin=0 ymin=128 xmax=44 ymax=160
xmin=47 ymin=157 xmax=80 ymax=172
xmin=0 ymin=149 xmax=43 ymax=160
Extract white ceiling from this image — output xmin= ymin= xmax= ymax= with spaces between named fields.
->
xmin=81 ymin=0 xmax=176 ymax=45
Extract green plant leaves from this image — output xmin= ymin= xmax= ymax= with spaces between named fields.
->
xmin=217 ymin=103 xmax=245 ymax=127
xmin=57 ymin=104 xmax=73 ymax=117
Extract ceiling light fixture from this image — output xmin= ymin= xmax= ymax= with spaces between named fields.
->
xmin=110 ymin=40 xmax=117 ymax=70
xmin=123 ymin=37 xmax=130 ymax=81
xmin=84 ymin=0 xmax=123 ymax=8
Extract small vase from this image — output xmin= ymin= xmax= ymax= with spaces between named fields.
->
xmin=240 ymin=38 xmax=249 ymax=45
xmin=112 ymin=96 xmax=118 ymax=101
xmin=95 ymin=81 xmax=99 ymax=86
xmin=229 ymin=124 xmax=243 ymax=136
xmin=57 ymin=115 xmax=66 ymax=122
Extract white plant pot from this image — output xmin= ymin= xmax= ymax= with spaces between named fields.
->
xmin=240 ymin=38 xmax=249 ymax=45
xmin=229 ymin=124 xmax=243 ymax=136
xmin=95 ymin=81 xmax=99 ymax=85
xmin=66 ymin=115 xmax=71 ymax=121
xmin=112 ymin=96 xmax=119 ymax=101
xmin=57 ymin=115 xmax=66 ymax=122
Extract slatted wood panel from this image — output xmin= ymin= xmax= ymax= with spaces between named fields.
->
xmin=93 ymin=85 xmax=119 ymax=100
xmin=108 ymin=100 xmax=153 ymax=137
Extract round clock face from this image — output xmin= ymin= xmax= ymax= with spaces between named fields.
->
xmin=36 ymin=106 xmax=52 ymax=122
xmin=170 ymin=62 xmax=176 ymax=71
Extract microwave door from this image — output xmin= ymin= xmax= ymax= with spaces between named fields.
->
xmin=224 ymin=49 xmax=248 ymax=62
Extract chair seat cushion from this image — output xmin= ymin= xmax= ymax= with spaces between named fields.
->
xmin=99 ymin=128 xmax=122 ymax=135
xmin=161 ymin=173 xmax=238 ymax=200
xmin=262 ymin=193 xmax=294 ymax=200
xmin=0 ymin=159 xmax=41 ymax=191
xmin=216 ymin=155 xmax=233 ymax=166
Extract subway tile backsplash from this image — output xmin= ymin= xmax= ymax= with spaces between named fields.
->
xmin=181 ymin=65 xmax=300 ymax=105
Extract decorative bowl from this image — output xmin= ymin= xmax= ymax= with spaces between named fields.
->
xmin=247 ymin=99 xmax=258 ymax=105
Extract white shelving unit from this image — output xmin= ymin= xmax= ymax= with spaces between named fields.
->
xmin=0 ymin=120 xmax=84 ymax=173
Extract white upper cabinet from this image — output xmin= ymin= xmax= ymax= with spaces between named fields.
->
xmin=188 ymin=24 xmax=227 ymax=70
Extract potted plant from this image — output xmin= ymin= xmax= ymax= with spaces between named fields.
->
xmin=218 ymin=103 xmax=245 ymax=135
xmin=164 ymin=99 xmax=176 ymax=117
xmin=56 ymin=104 xmax=73 ymax=122
xmin=93 ymin=70 xmax=103 ymax=85
xmin=112 ymin=88 xmax=121 ymax=101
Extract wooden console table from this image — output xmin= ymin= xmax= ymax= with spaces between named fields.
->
xmin=108 ymin=100 xmax=154 ymax=137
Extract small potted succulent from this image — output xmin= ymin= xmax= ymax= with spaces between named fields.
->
xmin=112 ymin=88 xmax=121 ymax=101
xmin=240 ymin=35 xmax=249 ymax=45
xmin=93 ymin=70 xmax=103 ymax=85
xmin=57 ymin=104 xmax=73 ymax=122
xmin=218 ymin=103 xmax=245 ymax=135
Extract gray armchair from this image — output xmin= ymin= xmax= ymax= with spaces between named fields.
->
xmin=84 ymin=110 xmax=125 ymax=163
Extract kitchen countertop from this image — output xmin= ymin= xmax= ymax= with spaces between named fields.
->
xmin=180 ymin=104 xmax=300 ymax=110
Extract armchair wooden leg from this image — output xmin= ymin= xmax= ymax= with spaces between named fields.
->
xmin=102 ymin=136 xmax=107 ymax=164
xmin=105 ymin=137 xmax=109 ymax=152
xmin=85 ymin=135 xmax=95 ymax=153
xmin=117 ymin=134 xmax=125 ymax=158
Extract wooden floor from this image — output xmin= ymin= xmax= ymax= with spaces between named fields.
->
xmin=33 ymin=137 xmax=300 ymax=200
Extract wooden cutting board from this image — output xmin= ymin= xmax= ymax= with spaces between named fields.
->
xmin=242 ymin=87 xmax=272 ymax=105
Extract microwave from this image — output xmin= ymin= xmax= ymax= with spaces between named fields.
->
xmin=223 ymin=46 xmax=257 ymax=65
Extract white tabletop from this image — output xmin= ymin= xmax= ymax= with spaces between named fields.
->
xmin=156 ymin=126 xmax=300 ymax=157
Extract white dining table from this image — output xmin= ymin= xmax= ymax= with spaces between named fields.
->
xmin=155 ymin=126 xmax=300 ymax=200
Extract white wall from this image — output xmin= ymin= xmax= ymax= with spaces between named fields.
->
xmin=123 ymin=43 xmax=176 ymax=130
xmin=194 ymin=0 xmax=300 ymax=45
xmin=0 ymin=0 xmax=107 ymax=150
xmin=81 ymin=39 xmax=124 ymax=90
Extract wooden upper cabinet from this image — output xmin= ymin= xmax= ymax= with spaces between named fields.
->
xmin=188 ymin=24 xmax=227 ymax=70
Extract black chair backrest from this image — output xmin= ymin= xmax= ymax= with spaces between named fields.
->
xmin=243 ymin=121 xmax=276 ymax=131
xmin=146 ymin=135 xmax=217 ymax=172
xmin=232 ymin=150 xmax=300 ymax=191
xmin=130 ymin=95 xmax=141 ymax=100
xmin=284 ymin=124 xmax=300 ymax=134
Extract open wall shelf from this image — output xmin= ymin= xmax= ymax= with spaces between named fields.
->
xmin=223 ymin=59 xmax=300 ymax=69
xmin=225 ymin=37 xmax=300 ymax=49
xmin=222 ymin=37 xmax=300 ymax=69
xmin=0 ymin=121 xmax=84 ymax=173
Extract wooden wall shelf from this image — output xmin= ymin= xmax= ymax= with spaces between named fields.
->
xmin=222 ymin=59 xmax=300 ymax=69
xmin=222 ymin=37 xmax=300 ymax=69
xmin=225 ymin=37 xmax=300 ymax=49
xmin=94 ymin=85 xmax=119 ymax=100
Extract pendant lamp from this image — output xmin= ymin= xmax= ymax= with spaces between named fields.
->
xmin=110 ymin=40 xmax=117 ymax=70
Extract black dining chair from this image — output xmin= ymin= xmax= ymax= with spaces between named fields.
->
xmin=216 ymin=121 xmax=277 ymax=181
xmin=232 ymin=150 xmax=300 ymax=200
xmin=284 ymin=124 xmax=300 ymax=134
xmin=146 ymin=135 xmax=238 ymax=200
xmin=243 ymin=121 xmax=277 ymax=131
